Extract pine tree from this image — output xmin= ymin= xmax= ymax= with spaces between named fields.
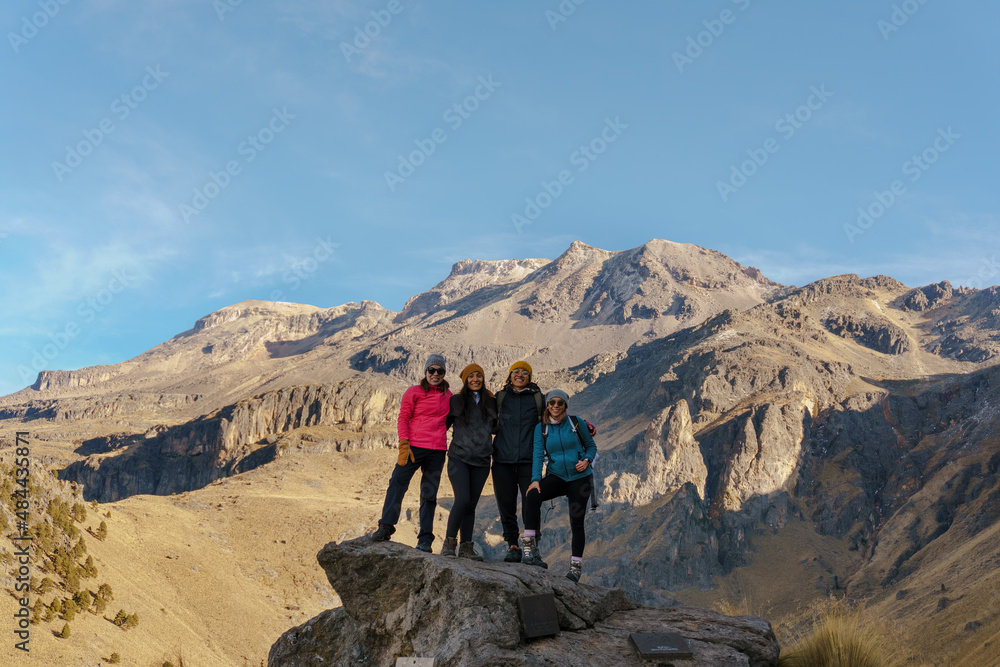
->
xmin=72 ymin=537 xmax=88 ymax=558
xmin=72 ymin=502 xmax=87 ymax=523
xmin=30 ymin=601 xmax=42 ymax=624
xmin=93 ymin=596 xmax=108 ymax=614
xmin=39 ymin=577 xmax=54 ymax=594
xmin=58 ymin=623 xmax=71 ymax=639
xmin=65 ymin=567 xmax=81 ymax=594
xmin=95 ymin=520 xmax=108 ymax=541
xmin=74 ymin=590 xmax=92 ymax=611
xmin=63 ymin=600 xmax=77 ymax=621
xmin=98 ymin=583 xmax=114 ymax=601
xmin=114 ymin=609 xmax=128 ymax=627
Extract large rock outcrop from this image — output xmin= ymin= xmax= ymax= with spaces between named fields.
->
xmin=268 ymin=539 xmax=780 ymax=667
xmin=603 ymin=399 xmax=708 ymax=505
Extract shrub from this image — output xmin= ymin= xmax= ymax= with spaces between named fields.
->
xmin=58 ymin=623 xmax=71 ymax=639
xmin=778 ymin=610 xmax=897 ymax=667
xmin=63 ymin=600 xmax=77 ymax=621
xmin=109 ymin=652 xmax=120 ymax=663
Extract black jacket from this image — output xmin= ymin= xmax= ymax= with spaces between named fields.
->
xmin=491 ymin=383 xmax=543 ymax=464
xmin=447 ymin=391 xmax=496 ymax=468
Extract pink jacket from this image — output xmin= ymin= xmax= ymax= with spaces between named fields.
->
xmin=397 ymin=384 xmax=452 ymax=450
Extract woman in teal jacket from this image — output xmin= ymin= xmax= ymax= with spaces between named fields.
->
xmin=520 ymin=389 xmax=597 ymax=582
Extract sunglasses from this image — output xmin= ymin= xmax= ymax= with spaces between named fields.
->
xmin=511 ymin=369 xmax=530 ymax=376
xmin=547 ymin=399 xmax=566 ymax=407
xmin=426 ymin=367 xmax=445 ymax=376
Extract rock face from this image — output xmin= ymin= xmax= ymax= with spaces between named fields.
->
xmin=603 ymin=400 xmax=708 ymax=504
xmin=268 ymin=539 xmax=780 ymax=667
xmin=59 ymin=378 xmax=403 ymax=501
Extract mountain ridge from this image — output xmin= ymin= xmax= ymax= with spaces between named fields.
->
xmin=2 ymin=238 xmax=998 ymax=665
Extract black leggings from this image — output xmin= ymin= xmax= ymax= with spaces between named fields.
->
xmin=491 ymin=462 xmax=533 ymax=546
xmin=523 ymin=474 xmax=592 ymax=558
xmin=446 ymin=457 xmax=490 ymax=543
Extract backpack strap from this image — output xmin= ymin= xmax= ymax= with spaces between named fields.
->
xmin=534 ymin=392 xmax=543 ymax=421
xmin=569 ymin=416 xmax=587 ymax=456
xmin=543 ymin=416 xmax=587 ymax=456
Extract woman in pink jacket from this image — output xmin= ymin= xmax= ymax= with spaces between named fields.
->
xmin=371 ymin=354 xmax=452 ymax=552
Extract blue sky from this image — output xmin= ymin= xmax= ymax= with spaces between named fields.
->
xmin=2 ymin=0 xmax=998 ymax=396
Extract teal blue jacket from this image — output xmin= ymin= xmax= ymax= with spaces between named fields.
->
xmin=531 ymin=416 xmax=597 ymax=483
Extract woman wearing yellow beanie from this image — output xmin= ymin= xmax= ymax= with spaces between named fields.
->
xmin=440 ymin=363 xmax=497 ymax=560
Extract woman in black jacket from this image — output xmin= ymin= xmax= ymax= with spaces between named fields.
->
xmin=491 ymin=361 xmax=596 ymax=562
xmin=441 ymin=364 xmax=497 ymax=559
xmin=490 ymin=361 xmax=542 ymax=562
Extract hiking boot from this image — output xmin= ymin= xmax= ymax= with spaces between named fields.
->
xmin=440 ymin=537 xmax=458 ymax=558
xmin=503 ymin=543 xmax=522 ymax=563
xmin=416 ymin=538 xmax=433 ymax=553
xmin=458 ymin=541 xmax=483 ymax=561
xmin=520 ymin=536 xmax=548 ymax=569
xmin=371 ymin=523 xmax=394 ymax=541
xmin=566 ymin=560 xmax=582 ymax=583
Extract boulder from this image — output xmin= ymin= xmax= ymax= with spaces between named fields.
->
xmin=268 ymin=538 xmax=780 ymax=666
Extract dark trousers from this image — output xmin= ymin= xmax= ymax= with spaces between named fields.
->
xmin=445 ymin=457 xmax=491 ymax=543
xmin=491 ymin=461 xmax=533 ymax=546
xmin=379 ymin=446 xmax=446 ymax=543
xmin=523 ymin=474 xmax=592 ymax=558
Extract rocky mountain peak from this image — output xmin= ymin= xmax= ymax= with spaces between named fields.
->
xmin=397 ymin=257 xmax=548 ymax=321
xmin=549 ymin=239 xmax=612 ymax=270
xmin=190 ymin=300 xmax=327 ymax=334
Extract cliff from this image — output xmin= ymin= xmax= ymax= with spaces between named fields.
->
xmin=59 ymin=378 xmax=403 ymax=501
